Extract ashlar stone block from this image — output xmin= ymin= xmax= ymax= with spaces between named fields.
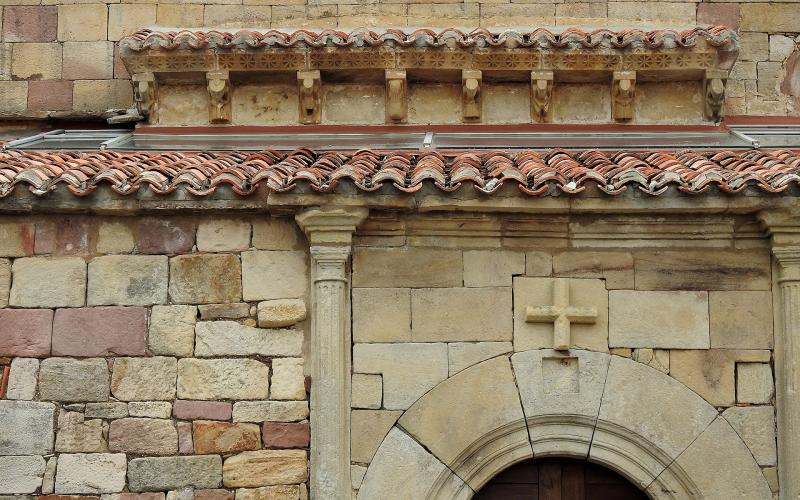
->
xmin=54 ymin=454 xmax=127 ymax=494
xmin=55 ymin=414 xmax=108 ymax=453
xmin=0 ymin=401 xmax=55 ymax=455
xmin=148 ymin=305 xmax=198 ymax=357
xmin=353 ymin=343 xmax=448 ymax=410
xmin=352 ymin=288 xmax=411 ymax=343
xmin=252 ymin=218 xmax=305 ymax=250
xmin=609 ymin=290 xmax=709 ymax=349
xmin=448 ymin=342 xmax=512 ymax=376
xmin=0 ymin=259 xmax=9 ymax=308
xmin=710 ymin=291 xmax=774 ymax=349
xmin=552 ymin=251 xmax=634 ymax=289
xmin=0 ymin=223 xmax=33 ymax=257
xmin=127 ymin=456 xmax=223 ymax=492
xmin=128 ymin=401 xmax=172 ymax=419
xmin=633 ymin=250 xmax=771 ymax=291
xmin=52 ymin=307 xmax=147 ymax=357
xmin=10 ymin=257 xmax=86 ymax=308
xmin=170 ymin=255 xmax=242 ymax=304
xmin=39 ymin=358 xmax=109 ymax=402
xmin=111 ymin=357 xmax=177 ymax=401
xmin=232 ymin=401 xmax=309 ymax=423
xmin=350 ymin=410 xmax=403 ymax=464
xmin=352 ymin=247 xmax=462 ymax=288
xmin=270 ymin=358 xmax=305 ymax=401
xmin=6 ymin=358 xmax=39 ymax=400
xmin=0 ymin=309 xmax=53 ymax=358
xmin=195 ymin=321 xmax=302 ymax=357
xmin=257 ymin=299 xmax=307 ymax=328
xmin=108 ymin=418 xmax=178 ymax=455
xmin=463 ymin=250 xmax=525 ymax=287
xmin=0 ymin=456 xmax=46 ymax=494
xmin=96 ymin=221 xmax=135 ymax=254
xmin=193 ymin=421 xmax=261 ymax=454
xmin=234 ymin=486 xmax=301 ymax=500
xmin=88 ymin=255 xmax=168 ymax=306
xmin=722 ymin=406 xmax=777 ymax=467
xmin=222 ymin=450 xmax=307 ymax=488
xmin=242 ymin=251 xmax=308 ymax=301
xmin=513 ymin=277 xmax=608 ymax=352
xmin=671 ymin=350 xmax=770 ymax=407
xmin=197 ymin=219 xmax=251 ymax=252
xmin=351 ymin=374 xmax=382 ymax=409
xmin=737 ymin=362 xmax=774 ymax=404
xmin=178 ymin=359 xmax=269 ymax=401
xmin=199 ymin=303 xmax=251 ymax=321
xmin=411 ymin=287 xmax=512 ymax=342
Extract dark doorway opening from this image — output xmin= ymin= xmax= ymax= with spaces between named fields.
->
xmin=474 ymin=458 xmax=649 ymax=500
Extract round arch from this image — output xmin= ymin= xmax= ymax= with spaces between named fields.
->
xmin=357 ymin=350 xmax=771 ymax=500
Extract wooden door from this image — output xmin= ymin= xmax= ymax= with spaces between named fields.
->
xmin=473 ymin=458 xmax=649 ymax=500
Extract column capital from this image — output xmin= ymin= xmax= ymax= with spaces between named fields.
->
xmin=295 ymin=206 xmax=369 ymax=247
xmin=759 ymin=209 xmax=800 ymax=249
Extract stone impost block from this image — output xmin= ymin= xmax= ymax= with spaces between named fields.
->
xmin=351 ymin=373 xmax=382 ymax=410
xmin=148 ymin=305 xmax=197 ymax=357
xmin=178 ymin=359 xmax=269 ymax=401
xmin=270 ymin=358 xmax=305 ymax=401
xmin=108 ymin=418 xmax=178 ymax=456
xmin=96 ymin=221 xmax=135 ymax=254
xmin=111 ymin=357 xmax=177 ymax=401
xmin=633 ymin=250 xmax=770 ymax=291
xmin=54 ymin=454 xmax=126 ymax=494
xmin=722 ymin=406 xmax=777 ymax=467
xmin=261 ymin=423 xmax=309 ymax=449
xmin=737 ymin=362 xmax=774 ymax=404
xmin=350 ymin=410 xmax=403 ymax=464
xmin=57 ymin=4 xmax=107 ymax=41
xmin=353 ymin=248 xmax=462 ymax=288
xmin=39 ymin=358 xmax=109 ymax=402
xmin=353 ymin=343 xmax=448 ymax=410
xmin=352 ymin=288 xmax=411 ymax=343
xmin=0 ymin=309 xmax=53 ymax=357
xmin=127 ymin=456 xmax=223 ymax=492
xmin=173 ymin=400 xmax=232 ymax=421
xmin=193 ymin=422 xmax=261 ymax=454
xmin=55 ymin=415 xmax=108 ymax=453
xmin=170 ymin=255 xmax=242 ymax=305
xmin=710 ymin=291 xmax=774 ymax=349
xmin=196 ymin=219 xmax=251 ymax=252
xmin=463 ymin=250 xmax=525 ymax=287
xmin=88 ymin=255 xmax=168 ymax=306
xmin=252 ymin=219 xmax=305 ymax=251
xmin=222 ymin=450 xmax=307 ymax=488
xmin=241 ymin=251 xmax=308 ymax=301
xmin=10 ymin=257 xmax=86 ymax=308
xmin=52 ymin=307 xmax=147 ymax=357
xmin=257 ymin=299 xmax=307 ymax=328
xmin=231 ymin=401 xmax=309 ymax=423
xmin=136 ymin=219 xmax=195 ymax=255
xmin=0 ymin=401 xmax=55 ymax=455
xmin=195 ymin=322 xmax=302 ymax=358
xmin=609 ymin=290 xmax=709 ymax=349
xmin=6 ymin=358 xmax=39 ymax=400
xmin=411 ymin=287 xmax=512 ymax=342
xmin=0 ymin=456 xmax=46 ymax=494
xmin=128 ymin=402 xmax=172 ymax=419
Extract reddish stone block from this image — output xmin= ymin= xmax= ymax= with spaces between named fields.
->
xmin=137 ymin=218 xmax=195 ymax=255
xmin=118 ymin=495 xmax=165 ymax=500
xmin=39 ymin=496 xmax=101 ymax=500
xmin=52 ymin=307 xmax=147 ymax=357
xmin=193 ymin=421 xmax=261 ymax=454
xmin=697 ymin=3 xmax=740 ymax=29
xmin=28 ymin=80 xmax=74 ymax=112
xmin=173 ymin=400 xmax=233 ymax=421
xmin=262 ymin=422 xmax=310 ymax=449
xmin=2 ymin=6 xmax=58 ymax=42
xmin=0 ymin=309 xmax=53 ymax=357
xmin=114 ymin=46 xmax=130 ymax=80
xmin=178 ymin=421 xmax=193 ymax=454
xmin=194 ymin=490 xmax=233 ymax=500
xmin=34 ymin=218 xmax=91 ymax=255
xmin=0 ymin=366 xmax=10 ymax=399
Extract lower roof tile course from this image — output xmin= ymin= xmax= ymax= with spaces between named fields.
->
xmin=1 ymin=148 xmax=800 ymax=198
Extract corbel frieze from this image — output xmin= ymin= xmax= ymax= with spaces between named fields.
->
xmin=206 ymin=70 xmax=231 ymax=124
xmin=385 ymin=70 xmax=408 ymax=123
xmin=531 ymin=71 xmax=554 ymax=123
xmin=704 ymin=69 xmax=727 ymax=121
xmin=132 ymin=72 xmax=158 ymax=124
xmin=298 ymin=70 xmax=322 ymax=124
xmin=611 ymin=71 xmax=636 ymax=121
xmin=462 ymin=70 xmax=482 ymax=122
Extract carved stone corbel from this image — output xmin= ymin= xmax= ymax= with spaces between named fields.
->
xmin=385 ymin=69 xmax=408 ymax=123
xmin=462 ymin=70 xmax=482 ymax=122
xmin=531 ymin=70 xmax=554 ymax=123
xmin=611 ymin=71 xmax=636 ymax=121
xmin=132 ymin=73 xmax=157 ymax=124
xmin=206 ymin=70 xmax=231 ymax=124
xmin=298 ymin=70 xmax=322 ymax=124
xmin=704 ymin=69 xmax=728 ymax=121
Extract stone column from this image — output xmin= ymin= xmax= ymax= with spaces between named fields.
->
xmin=295 ymin=206 xmax=368 ymax=500
xmin=761 ymin=210 xmax=800 ymax=500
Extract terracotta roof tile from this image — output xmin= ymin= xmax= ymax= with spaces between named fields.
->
xmin=1 ymin=148 xmax=799 ymax=198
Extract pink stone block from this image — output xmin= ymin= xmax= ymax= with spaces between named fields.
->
xmin=2 ymin=6 xmax=57 ymax=42
xmin=0 ymin=309 xmax=53 ymax=357
xmin=194 ymin=490 xmax=233 ymax=500
xmin=173 ymin=400 xmax=233 ymax=421
xmin=28 ymin=80 xmax=73 ymax=112
xmin=52 ymin=307 xmax=146 ymax=357
xmin=137 ymin=219 xmax=195 ymax=255
xmin=697 ymin=3 xmax=740 ymax=29
xmin=34 ymin=218 xmax=91 ymax=256
xmin=178 ymin=421 xmax=194 ymax=454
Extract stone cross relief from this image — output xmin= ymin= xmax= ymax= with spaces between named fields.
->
xmin=525 ymin=278 xmax=598 ymax=351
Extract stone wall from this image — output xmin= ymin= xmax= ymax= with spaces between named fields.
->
xmin=348 ymin=212 xmax=778 ymax=496
xmin=0 ymin=215 xmax=311 ymax=500
xmin=0 ymin=1 xmax=798 ymax=120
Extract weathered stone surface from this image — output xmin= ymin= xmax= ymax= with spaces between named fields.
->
xmin=0 ymin=223 xmax=33 ymax=257
xmin=232 ymin=401 xmax=309 ymax=423
xmin=52 ymin=307 xmax=147 ymax=357
xmin=525 ymin=251 xmax=552 ymax=277
xmin=96 ymin=221 xmax=135 ymax=254
xmin=257 ymin=299 xmax=307 ymax=328
xmin=671 ymin=350 xmax=770 ymax=407
xmin=0 ymin=309 xmax=53 ymax=357
xmin=55 ymin=413 xmax=107 ymax=453
xmin=463 ymin=250 xmax=525 ymax=287
xmin=352 ymin=288 xmax=411 ymax=343
xmin=737 ymin=362 xmax=774 ymax=404
xmin=0 ymin=456 xmax=46 ymax=494
xmin=514 ymin=277 xmax=608 ymax=352
xmin=351 ymin=373 xmax=382 ymax=409
xmin=353 ymin=248 xmax=462 ymax=288
xmin=195 ymin=322 xmax=302 ymax=357
xmin=128 ymin=456 xmax=223 ymax=492
xmin=148 ymin=305 xmax=197 ymax=357
xmin=352 ymin=465 xmax=367 ymax=490
xmin=128 ymin=401 xmax=172 ymax=419
xmin=136 ymin=219 xmax=195 ymax=255
xmin=197 ymin=219 xmax=251 ymax=252
xmin=173 ymin=400 xmax=232 ymax=421
xmin=178 ymin=359 xmax=269 ymax=400
xmin=241 ymin=251 xmax=308 ymax=301
xmin=111 ymin=357 xmax=177 ymax=401
xmin=553 ymin=251 xmax=634 ymax=289
xmin=0 ymin=401 xmax=55 ymax=455
xmin=411 ymin=287 xmax=512 ymax=342
xmin=722 ymin=406 xmax=777 ymax=467
xmin=351 ymin=410 xmax=403 ymax=464
xmin=165 ymin=489 xmax=193 ymax=500
xmin=178 ymin=422 xmax=193 ymax=455
xmin=108 ymin=418 xmax=178 ymax=455
xmin=222 ymin=450 xmax=307 ymax=488
xmin=631 ymin=348 xmax=669 ymax=374
xmin=633 ymin=250 xmax=771 ymax=291
xmin=199 ymin=303 xmax=251 ymax=321
xmin=87 ymin=256 xmax=168 ymax=306
xmin=252 ymin=219 xmax=305 ymax=251
xmin=270 ymin=358 xmax=305 ymax=401
xmin=170 ymin=255 xmax=242 ymax=304
xmin=234 ymin=486 xmax=300 ymax=500
xmin=6 ymin=358 xmax=39 ymax=400
xmin=0 ymin=259 xmax=9 ymax=308
xmin=353 ymin=343 xmax=448 ymax=410
xmin=609 ymin=291 xmax=709 ymax=349
xmin=39 ymin=358 xmax=109 ymax=402
xmin=41 ymin=457 xmax=56 ymax=495
xmin=84 ymin=402 xmax=127 ymax=419
xmin=54 ymin=454 xmax=127 ymax=494
xmin=261 ymin=423 xmax=309 ymax=449
xmin=710 ymin=291 xmax=773 ymax=349
xmin=195 ymin=489 xmax=233 ymax=500
xmin=193 ymin=422 xmax=261 ymax=454
xmin=10 ymin=257 xmax=86 ymax=308
xmin=741 ymin=3 xmax=800 ymax=32
xmin=448 ymin=342 xmax=512 ymax=376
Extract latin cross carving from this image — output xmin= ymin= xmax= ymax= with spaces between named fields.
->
xmin=525 ymin=279 xmax=598 ymax=351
